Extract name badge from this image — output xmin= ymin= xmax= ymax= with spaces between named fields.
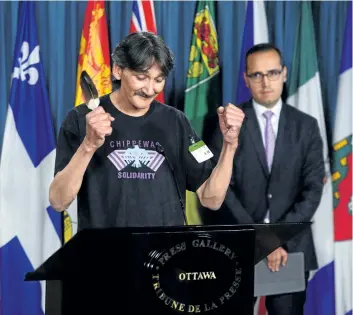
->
xmin=189 ymin=140 xmax=214 ymax=163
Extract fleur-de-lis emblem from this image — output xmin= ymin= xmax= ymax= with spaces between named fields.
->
xmin=12 ymin=41 xmax=40 ymax=85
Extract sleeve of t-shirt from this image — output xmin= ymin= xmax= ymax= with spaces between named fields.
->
xmin=54 ymin=108 xmax=82 ymax=176
xmin=177 ymin=111 xmax=214 ymax=193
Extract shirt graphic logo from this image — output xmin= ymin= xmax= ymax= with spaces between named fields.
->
xmin=108 ymin=145 xmax=165 ymax=180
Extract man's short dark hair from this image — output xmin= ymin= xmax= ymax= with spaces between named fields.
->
xmin=111 ymin=32 xmax=175 ymax=88
xmin=245 ymin=43 xmax=284 ymax=72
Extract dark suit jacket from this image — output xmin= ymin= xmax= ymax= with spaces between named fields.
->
xmin=203 ymin=100 xmax=325 ymax=271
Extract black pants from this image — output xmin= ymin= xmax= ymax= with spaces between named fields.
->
xmin=254 ymin=272 xmax=310 ymax=315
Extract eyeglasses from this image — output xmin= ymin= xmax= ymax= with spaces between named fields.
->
xmin=246 ymin=68 xmax=283 ymax=83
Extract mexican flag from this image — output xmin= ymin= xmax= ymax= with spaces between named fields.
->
xmin=286 ymin=2 xmax=334 ymax=315
xmin=184 ymin=1 xmax=221 ymax=224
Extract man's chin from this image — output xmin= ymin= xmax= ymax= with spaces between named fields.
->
xmin=257 ymin=98 xmax=279 ymax=108
xmin=131 ymin=99 xmax=154 ymax=110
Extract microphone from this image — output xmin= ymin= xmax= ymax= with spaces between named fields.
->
xmin=156 ymin=143 xmax=189 ymax=226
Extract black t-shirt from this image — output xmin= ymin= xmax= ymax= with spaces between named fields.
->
xmin=55 ymin=94 xmax=213 ymax=230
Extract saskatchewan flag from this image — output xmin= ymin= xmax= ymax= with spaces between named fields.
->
xmin=184 ymin=1 xmax=221 ymax=225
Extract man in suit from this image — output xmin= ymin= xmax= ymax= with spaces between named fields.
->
xmin=206 ymin=43 xmax=325 ymax=315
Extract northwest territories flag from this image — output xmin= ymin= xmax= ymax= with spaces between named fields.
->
xmin=0 ymin=2 xmax=62 ymax=314
xmin=286 ymin=3 xmax=335 ymax=315
xmin=332 ymin=3 xmax=352 ymax=315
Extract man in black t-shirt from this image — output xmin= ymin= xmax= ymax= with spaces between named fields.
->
xmin=49 ymin=32 xmax=244 ymax=230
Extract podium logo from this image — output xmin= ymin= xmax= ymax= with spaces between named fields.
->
xmin=150 ymin=238 xmax=242 ymax=313
xmin=178 ymin=271 xmax=216 ymax=281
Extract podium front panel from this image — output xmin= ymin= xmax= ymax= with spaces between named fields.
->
xmin=56 ymin=227 xmax=255 ymax=314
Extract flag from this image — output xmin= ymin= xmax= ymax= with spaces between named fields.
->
xmin=65 ymin=0 xmax=112 ymax=243
xmin=286 ymin=3 xmax=335 ymax=315
xmin=332 ymin=3 xmax=352 ymax=315
xmin=129 ymin=0 xmax=164 ymax=104
xmin=236 ymin=0 xmax=269 ymax=106
xmin=0 ymin=2 xmax=62 ymax=314
xmin=184 ymin=1 xmax=221 ymax=224
xmin=235 ymin=1 xmax=269 ymax=314
xmin=74 ymin=1 xmax=111 ymax=107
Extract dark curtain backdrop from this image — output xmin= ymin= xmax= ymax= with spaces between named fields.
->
xmin=0 ymin=1 xmax=349 ymax=157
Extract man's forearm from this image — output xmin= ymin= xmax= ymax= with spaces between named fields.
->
xmin=49 ymin=138 xmax=95 ymax=212
xmin=223 ymin=188 xmax=255 ymax=223
xmin=198 ymin=142 xmax=237 ymax=210
xmin=282 ymin=193 xmax=323 ymax=223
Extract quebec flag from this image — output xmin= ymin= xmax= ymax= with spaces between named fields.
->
xmin=233 ymin=2 xmax=270 ymax=314
xmin=0 ymin=2 xmax=62 ymax=314
xmin=236 ymin=0 xmax=269 ymax=106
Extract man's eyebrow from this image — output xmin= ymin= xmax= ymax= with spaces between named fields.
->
xmin=248 ymin=68 xmax=281 ymax=73
xmin=133 ymin=70 xmax=149 ymax=75
xmin=134 ymin=71 xmax=165 ymax=78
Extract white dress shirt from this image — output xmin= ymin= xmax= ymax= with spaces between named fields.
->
xmin=252 ymin=99 xmax=282 ymax=149
xmin=252 ymin=99 xmax=283 ymax=223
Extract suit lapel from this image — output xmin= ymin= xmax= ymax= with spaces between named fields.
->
xmin=243 ymin=102 xmax=269 ymax=178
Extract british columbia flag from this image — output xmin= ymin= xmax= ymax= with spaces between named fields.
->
xmin=129 ymin=0 xmax=165 ymax=103
xmin=130 ymin=0 xmax=157 ymax=33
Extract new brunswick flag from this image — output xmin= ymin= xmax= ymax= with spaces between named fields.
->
xmin=74 ymin=0 xmax=112 ymax=106
xmin=64 ymin=0 xmax=112 ymax=243
xmin=184 ymin=1 xmax=221 ymax=224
